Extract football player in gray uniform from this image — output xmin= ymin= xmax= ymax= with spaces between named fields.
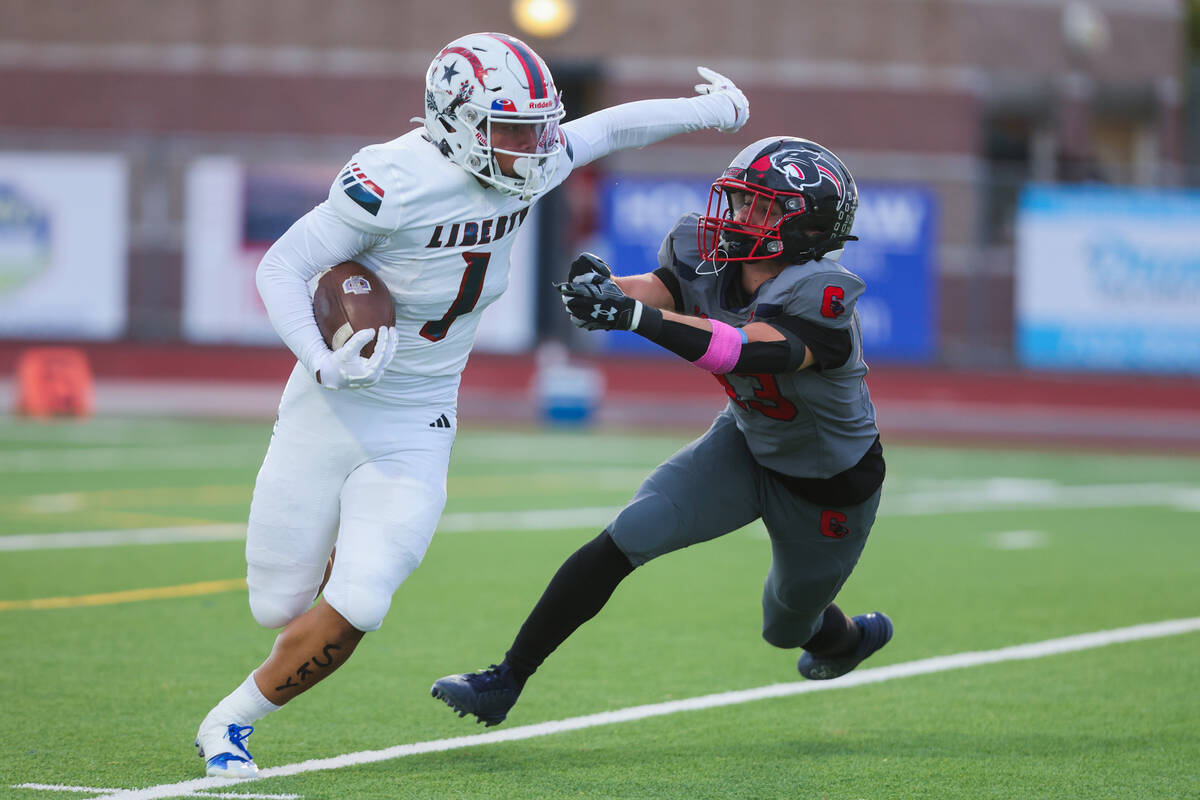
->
xmin=432 ymin=136 xmax=893 ymax=727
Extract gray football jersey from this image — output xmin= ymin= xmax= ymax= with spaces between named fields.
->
xmin=657 ymin=213 xmax=879 ymax=478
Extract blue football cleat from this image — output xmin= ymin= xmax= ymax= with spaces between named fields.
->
xmin=195 ymin=722 xmax=259 ymax=778
xmin=797 ymin=612 xmax=893 ymax=680
xmin=431 ymin=663 xmax=523 ymax=727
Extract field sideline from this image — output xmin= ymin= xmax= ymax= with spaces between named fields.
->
xmin=3 ymin=418 xmax=1199 ymax=799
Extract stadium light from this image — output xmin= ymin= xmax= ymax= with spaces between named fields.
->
xmin=512 ymin=0 xmax=577 ymax=39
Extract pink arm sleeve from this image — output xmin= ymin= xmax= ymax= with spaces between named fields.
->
xmin=693 ymin=319 xmax=744 ymax=374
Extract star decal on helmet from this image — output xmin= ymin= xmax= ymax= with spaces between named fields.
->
xmin=437 ymin=46 xmax=498 ymax=89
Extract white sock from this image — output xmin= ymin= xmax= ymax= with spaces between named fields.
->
xmin=204 ymin=673 xmax=281 ymax=729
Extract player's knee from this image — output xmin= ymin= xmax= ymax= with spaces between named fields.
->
xmin=246 ymin=556 xmax=324 ymax=628
xmin=323 ymin=585 xmax=390 ymax=633
xmin=760 ymin=578 xmax=834 ymax=648
xmin=761 ymin=617 xmax=819 ymax=649
xmin=607 ymin=494 xmax=682 ymax=566
xmin=322 ymin=560 xmax=415 ymax=633
xmin=248 ymin=587 xmax=314 ymax=629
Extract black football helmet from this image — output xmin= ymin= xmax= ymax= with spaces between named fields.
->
xmin=698 ymin=136 xmax=858 ymax=267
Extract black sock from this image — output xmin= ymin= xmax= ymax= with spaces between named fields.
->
xmin=503 ymin=531 xmax=635 ymax=685
xmin=800 ymin=603 xmax=861 ymax=657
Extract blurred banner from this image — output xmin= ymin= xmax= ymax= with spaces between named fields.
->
xmin=1016 ymin=186 xmax=1200 ymax=374
xmin=595 ymin=174 xmax=938 ymax=363
xmin=0 ymin=153 xmax=128 ymax=339
xmin=182 ymin=157 xmax=538 ymax=352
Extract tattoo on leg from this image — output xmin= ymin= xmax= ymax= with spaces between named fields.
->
xmin=274 ymin=642 xmax=344 ymax=693
xmin=311 ymin=643 xmax=340 ymax=668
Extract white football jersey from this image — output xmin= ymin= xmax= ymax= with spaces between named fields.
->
xmin=257 ymin=91 xmax=742 ymax=407
xmin=328 ymin=129 xmax=572 ymax=376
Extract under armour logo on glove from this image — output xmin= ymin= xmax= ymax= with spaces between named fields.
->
xmin=591 ymin=304 xmax=618 ymax=322
xmin=556 ymin=279 xmax=643 ymax=332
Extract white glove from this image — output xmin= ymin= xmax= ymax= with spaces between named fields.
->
xmin=315 ymin=326 xmax=397 ymax=390
xmin=695 ymin=66 xmax=749 ymax=132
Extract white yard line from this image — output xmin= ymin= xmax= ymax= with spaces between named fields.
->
xmin=34 ymin=616 xmax=1196 ymax=800
xmin=883 ymin=479 xmax=1200 ymax=514
xmin=0 ymin=525 xmax=248 ymax=551
xmin=0 ymin=444 xmax=265 ymax=472
xmin=11 ymin=788 xmax=121 ymax=795
xmin=12 ymin=789 xmax=298 ymax=800
xmin=0 ymin=508 xmax=622 ymax=551
xmin=3 ymin=479 xmax=1199 ymax=552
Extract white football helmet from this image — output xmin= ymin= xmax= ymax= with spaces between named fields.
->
xmin=421 ymin=32 xmax=566 ymax=200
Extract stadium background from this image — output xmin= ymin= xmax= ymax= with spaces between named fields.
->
xmin=0 ymin=0 xmax=1198 ymax=447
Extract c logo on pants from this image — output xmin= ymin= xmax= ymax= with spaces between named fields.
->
xmin=819 ymin=510 xmax=850 ymax=539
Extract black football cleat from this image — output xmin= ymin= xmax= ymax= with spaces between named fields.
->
xmin=797 ymin=612 xmax=893 ymax=680
xmin=431 ymin=662 xmax=523 ymax=727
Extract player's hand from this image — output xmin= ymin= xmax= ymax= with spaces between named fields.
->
xmin=567 ymin=252 xmax=615 ymax=286
xmin=315 ymin=326 xmax=397 ymax=389
xmin=695 ymin=66 xmax=749 ymax=131
xmin=556 ymin=279 xmax=643 ymax=332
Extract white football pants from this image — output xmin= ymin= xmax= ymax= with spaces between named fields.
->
xmin=244 ymin=367 xmax=456 ymax=633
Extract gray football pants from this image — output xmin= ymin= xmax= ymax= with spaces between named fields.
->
xmin=607 ymin=412 xmax=881 ymax=648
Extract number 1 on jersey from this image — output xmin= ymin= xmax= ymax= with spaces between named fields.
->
xmin=420 ymin=252 xmax=491 ymax=342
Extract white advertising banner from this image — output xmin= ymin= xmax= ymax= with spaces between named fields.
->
xmin=182 ymin=157 xmax=537 ymax=352
xmin=0 ymin=153 xmax=128 ymax=339
xmin=1015 ymin=185 xmax=1200 ymax=373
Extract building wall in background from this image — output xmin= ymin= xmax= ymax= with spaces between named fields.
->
xmin=0 ymin=0 xmax=1187 ymax=368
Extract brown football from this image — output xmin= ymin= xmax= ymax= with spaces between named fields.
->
xmin=312 ymin=262 xmax=395 ymax=357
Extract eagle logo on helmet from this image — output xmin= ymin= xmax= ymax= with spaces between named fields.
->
xmin=762 ymin=150 xmax=847 ymax=209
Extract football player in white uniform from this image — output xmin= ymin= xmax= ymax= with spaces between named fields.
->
xmin=194 ymin=31 xmax=749 ymax=777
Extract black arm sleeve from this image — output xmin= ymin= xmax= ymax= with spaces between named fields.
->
xmin=769 ymin=315 xmax=853 ymax=371
xmin=633 ymin=307 xmax=802 ymax=373
xmin=733 ymin=341 xmax=796 ymax=372
xmin=652 ymin=267 xmax=684 ymax=312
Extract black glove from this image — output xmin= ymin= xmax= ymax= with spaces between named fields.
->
xmin=567 ymin=252 xmax=614 ymax=286
xmin=556 ymin=279 xmax=643 ymax=331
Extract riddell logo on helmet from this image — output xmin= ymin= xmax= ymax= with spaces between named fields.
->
xmin=527 ymin=99 xmax=556 ymax=109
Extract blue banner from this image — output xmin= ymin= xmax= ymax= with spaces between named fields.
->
xmin=1015 ymin=185 xmax=1200 ymax=374
xmin=594 ymin=174 xmax=938 ymax=362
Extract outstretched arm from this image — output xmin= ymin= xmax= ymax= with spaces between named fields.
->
xmin=558 ymin=253 xmax=816 ymax=373
xmin=562 ymin=67 xmax=749 ymax=167
xmin=564 ymin=250 xmax=676 ymax=311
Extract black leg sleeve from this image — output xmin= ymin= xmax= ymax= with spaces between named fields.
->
xmin=504 ymin=531 xmax=635 ymax=685
xmin=800 ymin=602 xmax=862 ymax=657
